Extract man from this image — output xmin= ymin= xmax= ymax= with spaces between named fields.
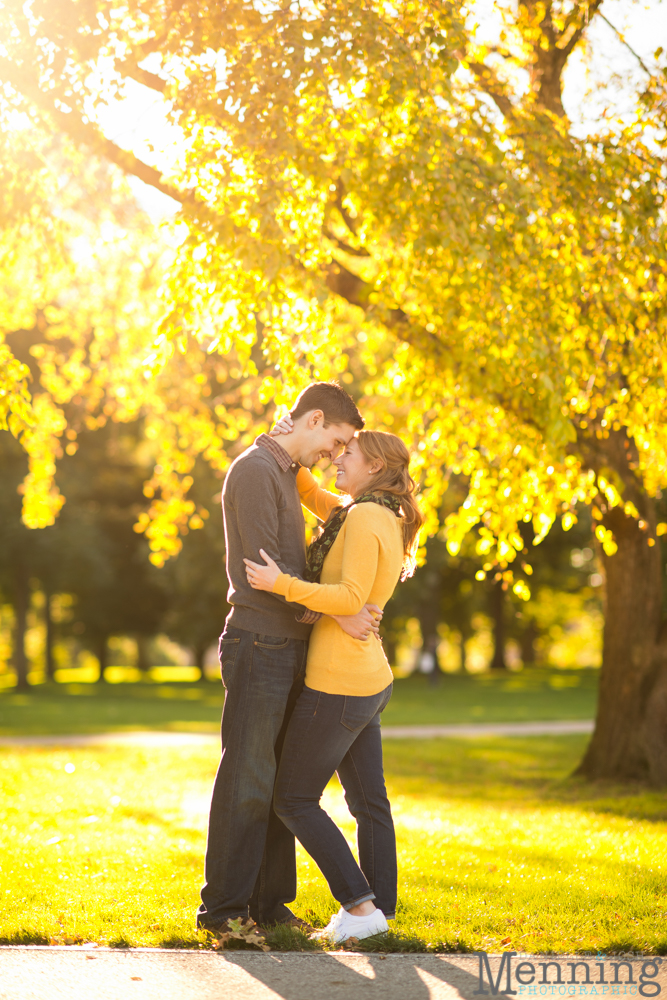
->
xmin=197 ymin=381 xmax=380 ymax=933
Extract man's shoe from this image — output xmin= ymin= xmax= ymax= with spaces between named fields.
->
xmin=312 ymin=907 xmax=389 ymax=944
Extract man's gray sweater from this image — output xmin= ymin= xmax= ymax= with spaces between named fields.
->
xmin=222 ymin=439 xmax=312 ymax=640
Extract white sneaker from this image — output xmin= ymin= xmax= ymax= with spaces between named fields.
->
xmin=318 ymin=906 xmax=389 ymax=944
xmin=310 ymin=910 xmax=341 ymax=941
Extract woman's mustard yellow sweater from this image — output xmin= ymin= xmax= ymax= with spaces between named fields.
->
xmin=272 ymin=467 xmax=403 ymax=696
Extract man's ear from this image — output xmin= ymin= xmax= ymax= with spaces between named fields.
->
xmin=308 ymin=409 xmax=324 ymax=429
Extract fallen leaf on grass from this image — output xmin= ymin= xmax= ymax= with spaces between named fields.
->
xmin=131 ymin=976 xmax=142 ymax=981
xmin=501 ymin=937 xmax=512 ymax=946
xmin=210 ymin=917 xmax=270 ymax=952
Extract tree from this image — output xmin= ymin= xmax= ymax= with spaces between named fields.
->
xmin=55 ymin=419 xmax=171 ymax=680
xmin=161 ymin=459 xmax=229 ymax=672
xmin=2 ymin=2 xmax=667 ymax=781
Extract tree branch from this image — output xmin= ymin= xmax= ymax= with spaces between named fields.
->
xmin=334 ymin=181 xmax=359 ymax=235
xmin=559 ymin=0 xmax=604 ymax=59
xmin=459 ymin=57 xmax=514 ymax=118
xmin=115 ymin=56 xmax=168 ymax=94
xmin=0 ymin=58 xmax=188 ymax=205
xmin=324 ymin=228 xmax=371 ymax=257
xmin=596 ymin=12 xmax=653 ymax=76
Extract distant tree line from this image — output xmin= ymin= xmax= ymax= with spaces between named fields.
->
xmin=383 ymin=493 xmax=603 ymax=677
xmin=0 ymin=336 xmax=229 ymax=690
xmin=1 ymin=346 xmax=604 ymax=691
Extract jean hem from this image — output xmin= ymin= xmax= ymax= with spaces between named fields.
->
xmin=196 ymin=912 xmax=247 ymax=929
xmin=342 ymin=892 xmax=376 ymax=911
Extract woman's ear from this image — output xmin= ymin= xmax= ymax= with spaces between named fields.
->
xmin=369 ymin=461 xmax=384 ymax=475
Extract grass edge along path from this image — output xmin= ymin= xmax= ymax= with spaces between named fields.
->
xmin=0 ymin=669 xmax=599 ymax=736
xmin=2 ymin=733 xmax=666 ymax=956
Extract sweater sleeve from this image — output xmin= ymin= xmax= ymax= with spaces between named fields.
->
xmin=226 ymin=459 xmax=303 ymax=607
xmin=296 ymin=466 xmax=343 ymax=521
xmin=272 ymin=504 xmax=384 ymax=615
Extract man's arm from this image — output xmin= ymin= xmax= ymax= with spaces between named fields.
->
xmin=228 ymin=461 xmax=303 ymax=607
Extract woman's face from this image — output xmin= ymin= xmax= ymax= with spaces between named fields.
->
xmin=333 ymin=436 xmax=379 ymax=497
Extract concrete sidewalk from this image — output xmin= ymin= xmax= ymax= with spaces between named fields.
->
xmin=0 ymin=948 xmax=479 ymax=1000
xmin=0 ymin=720 xmax=593 ymax=747
xmin=2 ymin=948 xmax=660 ymax=1000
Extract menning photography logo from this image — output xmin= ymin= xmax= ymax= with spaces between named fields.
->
xmin=474 ymin=953 xmax=663 ymax=998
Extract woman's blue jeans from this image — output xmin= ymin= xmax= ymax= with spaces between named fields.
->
xmin=274 ymin=682 xmax=397 ymax=918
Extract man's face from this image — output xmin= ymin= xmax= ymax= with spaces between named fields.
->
xmin=300 ymin=415 xmax=357 ymax=468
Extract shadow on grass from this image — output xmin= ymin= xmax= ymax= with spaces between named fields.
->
xmin=0 ymin=930 xmax=51 ymax=945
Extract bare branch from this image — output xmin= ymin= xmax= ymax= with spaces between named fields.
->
xmin=596 ymin=11 xmax=653 ymax=76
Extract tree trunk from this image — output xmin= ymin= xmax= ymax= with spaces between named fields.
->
xmin=194 ymin=644 xmax=206 ymax=679
xmin=136 ymin=636 xmax=151 ymax=673
xmin=13 ymin=565 xmax=30 ymax=691
xmin=96 ymin=635 xmax=109 ymax=683
xmin=44 ymin=590 xmax=56 ymax=681
xmin=576 ymin=498 xmax=665 ymax=782
xmin=520 ymin=621 xmax=538 ymax=668
xmin=459 ymin=631 xmax=467 ymax=672
xmin=489 ymin=581 xmax=507 ymax=670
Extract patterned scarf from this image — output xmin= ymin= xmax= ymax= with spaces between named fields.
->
xmin=304 ymin=491 xmax=403 ymax=583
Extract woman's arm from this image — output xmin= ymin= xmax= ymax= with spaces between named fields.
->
xmin=296 ymin=466 xmax=343 ymax=521
xmin=272 ymin=504 xmax=384 ymax=616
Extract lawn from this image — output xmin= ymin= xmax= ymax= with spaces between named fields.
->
xmin=2 ymin=730 xmax=666 ymax=954
xmin=0 ymin=668 xmax=598 ymax=735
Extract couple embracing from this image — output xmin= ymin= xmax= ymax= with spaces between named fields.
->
xmin=196 ymin=381 xmax=423 ymax=944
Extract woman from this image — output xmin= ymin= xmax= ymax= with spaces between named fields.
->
xmin=244 ymin=428 xmax=424 ymax=943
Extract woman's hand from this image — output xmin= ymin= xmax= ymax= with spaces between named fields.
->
xmin=269 ymin=414 xmax=294 ymax=437
xmin=244 ymin=549 xmax=281 ymax=591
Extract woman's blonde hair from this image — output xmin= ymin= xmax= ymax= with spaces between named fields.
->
xmin=356 ymin=429 xmax=424 ymax=579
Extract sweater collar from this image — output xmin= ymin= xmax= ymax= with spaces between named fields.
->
xmin=255 ymin=433 xmax=298 ymax=473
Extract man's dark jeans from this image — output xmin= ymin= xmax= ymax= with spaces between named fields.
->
xmin=197 ymin=624 xmax=308 ymax=927
xmin=274 ymin=683 xmax=396 ymax=918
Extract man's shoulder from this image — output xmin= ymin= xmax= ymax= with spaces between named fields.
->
xmin=225 ymin=444 xmax=280 ymax=494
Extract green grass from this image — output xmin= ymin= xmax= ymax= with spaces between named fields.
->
xmin=381 ymin=669 xmax=597 ymax=726
xmin=2 ymin=733 xmax=666 ymax=954
xmin=0 ymin=668 xmax=597 ymax=736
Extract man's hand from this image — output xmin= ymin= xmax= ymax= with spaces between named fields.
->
xmin=331 ymin=604 xmax=383 ymax=642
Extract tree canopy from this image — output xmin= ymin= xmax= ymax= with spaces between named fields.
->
xmin=2 ymin=0 xmax=667 ymax=781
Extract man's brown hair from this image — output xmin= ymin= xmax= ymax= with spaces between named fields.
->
xmin=290 ymin=381 xmax=364 ymax=430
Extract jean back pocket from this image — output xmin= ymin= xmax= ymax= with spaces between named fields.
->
xmin=340 ymin=684 xmax=392 ymax=733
